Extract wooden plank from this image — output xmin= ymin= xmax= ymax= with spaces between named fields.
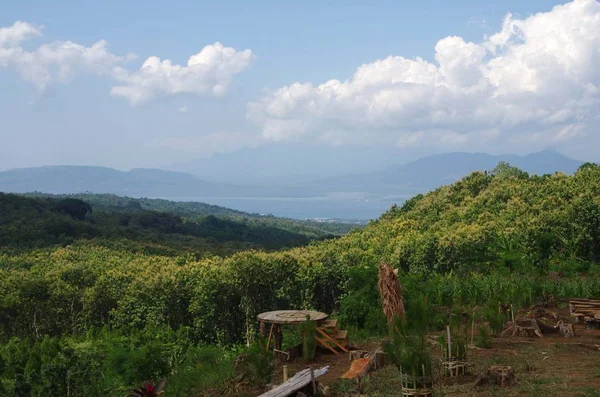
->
xmin=259 ymin=366 xmax=329 ymax=397
xmin=316 ymin=327 xmax=349 ymax=353
xmin=316 ymin=336 xmax=339 ymax=354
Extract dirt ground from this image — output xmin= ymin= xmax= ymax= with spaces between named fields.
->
xmin=271 ymin=322 xmax=600 ymax=397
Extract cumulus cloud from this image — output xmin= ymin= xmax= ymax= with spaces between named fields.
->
xmin=0 ymin=21 xmax=133 ymax=91
xmin=0 ymin=21 xmax=253 ymax=103
xmin=248 ymin=0 xmax=600 ymax=151
xmin=110 ymin=43 xmax=255 ymax=105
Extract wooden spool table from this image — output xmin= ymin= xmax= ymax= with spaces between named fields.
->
xmin=257 ymin=310 xmax=328 ymax=351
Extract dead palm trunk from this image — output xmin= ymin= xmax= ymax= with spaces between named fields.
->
xmin=378 ymin=262 xmax=405 ymax=324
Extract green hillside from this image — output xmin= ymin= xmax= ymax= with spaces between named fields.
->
xmin=0 ymin=193 xmax=354 ymax=257
xmin=1 ymin=162 xmax=600 ymax=395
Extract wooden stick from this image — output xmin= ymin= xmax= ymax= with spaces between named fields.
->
xmin=266 ymin=323 xmax=274 ymax=351
xmin=471 ymin=310 xmax=475 ymax=347
xmin=310 ymin=367 xmax=316 ymax=394
xmin=283 ymin=365 xmax=288 ymax=382
xmin=447 ymin=325 xmax=453 ymax=376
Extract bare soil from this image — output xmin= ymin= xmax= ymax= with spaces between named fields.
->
xmin=271 ymin=321 xmax=600 ymax=397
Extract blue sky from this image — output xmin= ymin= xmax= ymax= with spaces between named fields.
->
xmin=1 ymin=0 xmax=598 ymax=170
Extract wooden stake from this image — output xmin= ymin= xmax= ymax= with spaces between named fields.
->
xmin=266 ymin=323 xmax=274 ymax=351
xmin=471 ymin=310 xmax=475 ymax=347
xmin=511 ymin=304 xmax=515 ymax=323
xmin=447 ymin=325 xmax=453 ymax=376
xmin=283 ymin=365 xmax=288 ymax=383
xmin=310 ymin=367 xmax=317 ymax=394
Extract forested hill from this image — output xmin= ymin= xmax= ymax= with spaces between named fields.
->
xmin=23 ymin=193 xmax=358 ymax=236
xmin=331 ymin=161 xmax=600 ymax=273
xmin=0 ymin=193 xmax=353 ymax=256
xmin=2 ymin=162 xmax=600 ymax=396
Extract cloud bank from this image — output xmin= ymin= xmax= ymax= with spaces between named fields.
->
xmin=248 ymin=0 xmax=600 ymax=151
xmin=111 ymin=43 xmax=254 ymax=105
xmin=0 ymin=21 xmax=253 ymax=103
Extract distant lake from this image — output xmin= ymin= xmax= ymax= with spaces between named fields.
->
xmin=161 ymin=192 xmax=413 ymax=221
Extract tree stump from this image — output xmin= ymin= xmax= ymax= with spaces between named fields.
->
xmin=502 ymin=318 xmax=543 ymax=337
xmin=475 ymin=366 xmax=516 ymax=388
xmin=558 ymin=321 xmax=575 ymax=337
xmin=586 ymin=318 xmax=600 ymax=330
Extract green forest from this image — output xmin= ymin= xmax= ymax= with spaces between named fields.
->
xmin=2 ymin=162 xmax=600 ymax=395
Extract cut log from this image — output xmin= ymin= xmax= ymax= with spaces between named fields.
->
xmin=585 ymin=319 xmax=600 ymax=330
xmin=537 ymin=319 xmax=558 ymax=334
xmin=475 ymin=366 xmax=516 ymax=388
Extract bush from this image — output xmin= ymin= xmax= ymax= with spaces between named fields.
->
xmin=475 ymin=325 xmax=492 ymax=349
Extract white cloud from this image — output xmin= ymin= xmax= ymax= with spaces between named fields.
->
xmin=0 ymin=22 xmax=253 ymax=104
xmin=178 ymin=105 xmax=189 ymax=113
xmin=110 ymin=42 xmax=254 ymax=105
xmin=248 ymin=0 xmax=600 ymax=152
xmin=0 ymin=21 xmax=133 ymax=91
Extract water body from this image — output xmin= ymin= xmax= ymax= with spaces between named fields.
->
xmin=164 ymin=192 xmax=413 ymax=221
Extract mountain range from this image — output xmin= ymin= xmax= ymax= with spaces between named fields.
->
xmin=0 ymin=150 xmax=587 ymax=200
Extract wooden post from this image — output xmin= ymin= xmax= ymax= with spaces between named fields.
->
xmin=510 ymin=304 xmax=515 ymax=323
xmin=274 ymin=324 xmax=283 ymax=351
xmin=266 ymin=323 xmax=274 ymax=351
xmin=470 ymin=310 xmax=475 ymax=347
xmin=446 ymin=325 xmax=453 ymax=377
xmin=310 ymin=367 xmax=317 ymax=394
xmin=260 ymin=321 xmax=266 ymax=337
xmin=283 ymin=365 xmax=288 ymax=382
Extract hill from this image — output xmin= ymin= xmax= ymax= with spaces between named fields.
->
xmin=2 ymin=161 xmax=600 ymax=395
xmin=24 ymin=192 xmax=358 ymax=236
xmin=0 ymin=193 xmax=352 ymax=256
xmin=0 ymin=165 xmax=318 ymax=198
xmin=317 ymin=149 xmax=584 ymax=193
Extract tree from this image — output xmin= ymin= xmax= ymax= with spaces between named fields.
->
xmin=53 ymin=199 xmax=92 ymax=221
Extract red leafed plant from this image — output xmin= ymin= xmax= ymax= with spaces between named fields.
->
xmin=127 ymin=379 xmax=166 ymax=397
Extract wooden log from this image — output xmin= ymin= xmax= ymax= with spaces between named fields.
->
xmin=537 ymin=319 xmax=558 ymax=334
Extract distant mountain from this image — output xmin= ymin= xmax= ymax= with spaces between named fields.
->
xmin=166 ymin=143 xmax=426 ymax=185
xmin=0 ymin=150 xmax=586 ymax=201
xmin=317 ymin=150 xmax=585 ymax=194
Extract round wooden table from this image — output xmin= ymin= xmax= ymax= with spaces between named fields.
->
xmin=257 ymin=310 xmax=328 ymax=350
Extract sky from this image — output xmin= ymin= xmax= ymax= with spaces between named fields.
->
xmin=1 ymin=0 xmax=599 ymax=171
